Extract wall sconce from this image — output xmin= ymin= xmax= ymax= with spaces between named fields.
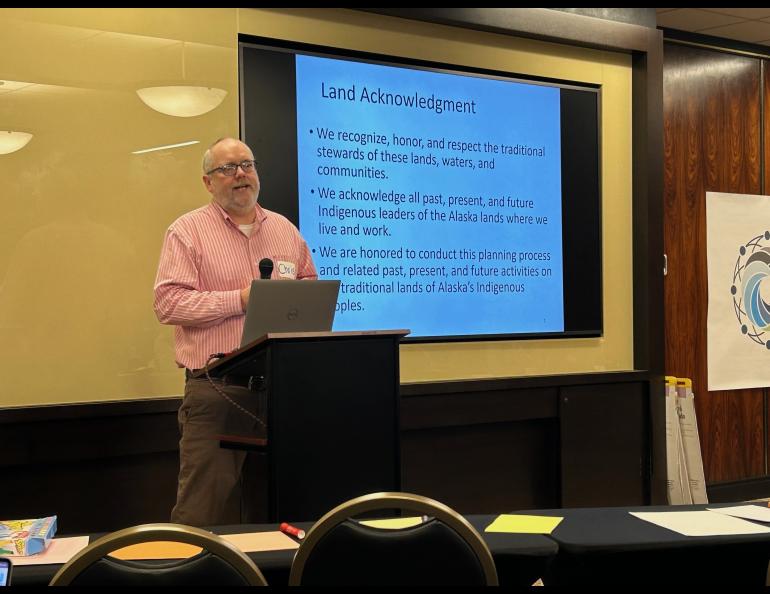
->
xmin=0 ymin=131 xmax=33 ymax=154
xmin=136 ymin=86 xmax=226 ymax=118
xmin=136 ymin=41 xmax=226 ymax=118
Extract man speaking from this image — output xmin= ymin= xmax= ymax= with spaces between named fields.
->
xmin=154 ymin=137 xmax=316 ymax=526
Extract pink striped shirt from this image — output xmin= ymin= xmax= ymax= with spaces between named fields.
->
xmin=154 ymin=201 xmax=317 ymax=369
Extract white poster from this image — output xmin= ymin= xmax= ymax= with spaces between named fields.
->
xmin=707 ymin=191 xmax=770 ymax=390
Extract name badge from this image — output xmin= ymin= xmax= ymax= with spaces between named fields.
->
xmin=277 ymin=260 xmax=297 ymax=279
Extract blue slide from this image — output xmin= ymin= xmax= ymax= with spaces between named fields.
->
xmin=296 ymin=54 xmax=564 ymax=337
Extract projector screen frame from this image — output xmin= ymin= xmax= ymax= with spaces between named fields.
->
xmin=238 ymin=34 xmax=603 ymax=344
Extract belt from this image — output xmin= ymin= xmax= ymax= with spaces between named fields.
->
xmin=185 ymin=368 xmax=261 ymax=389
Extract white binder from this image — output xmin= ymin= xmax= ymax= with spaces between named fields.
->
xmin=676 ymin=378 xmax=708 ymax=504
xmin=665 ymin=376 xmax=688 ymax=504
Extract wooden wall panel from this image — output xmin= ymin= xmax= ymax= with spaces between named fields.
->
xmin=560 ymin=383 xmax=648 ymax=506
xmin=401 ymin=419 xmax=560 ymax=513
xmin=0 ymin=400 xmax=181 ymax=533
xmin=764 ymin=64 xmax=770 ymax=477
xmin=664 ymin=42 xmax=765 ymax=482
xmin=2 ymin=373 xmax=651 ymax=533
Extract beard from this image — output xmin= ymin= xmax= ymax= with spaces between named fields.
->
xmin=220 ymin=185 xmax=258 ymax=214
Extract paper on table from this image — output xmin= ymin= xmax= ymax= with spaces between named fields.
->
xmin=10 ymin=531 xmax=298 ymax=566
xmin=110 ymin=542 xmax=202 ymax=560
xmin=485 ymin=514 xmax=563 ymax=534
xmin=110 ymin=531 xmax=300 ymax=560
xmin=221 ymin=531 xmax=299 ymax=551
xmin=630 ymin=510 xmax=770 ymax=536
xmin=359 ymin=517 xmax=424 ymax=529
xmin=10 ymin=536 xmax=90 ymax=566
xmin=706 ymin=505 xmax=770 ymax=523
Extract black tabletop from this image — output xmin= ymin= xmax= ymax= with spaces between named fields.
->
xmin=514 ymin=502 xmax=770 ymax=586
xmin=13 ymin=516 xmax=556 ymax=587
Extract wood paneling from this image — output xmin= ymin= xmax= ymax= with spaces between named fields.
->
xmin=559 ymin=383 xmax=649 ymax=506
xmin=0 ymin=399 xmax=181 ymax=533
xmin=401 ymin=419 xmax=560 ymax=513
xmin=663 ymin=42 xmax=765 ymax=482
xmin=1 ymin=373 xmax=652 ymax=532
xmin=764 ymin=65 xmax=770 ymax=475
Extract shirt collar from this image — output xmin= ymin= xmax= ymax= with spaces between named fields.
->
xmin=209 ymin=201 xmax=267 ymax=226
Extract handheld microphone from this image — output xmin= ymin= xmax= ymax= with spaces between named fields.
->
xmin=258 ymin=258 xmax=274 ymax=280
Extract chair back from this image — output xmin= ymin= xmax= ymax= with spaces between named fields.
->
xmin=289 ymin=492 xmax=498 ymax=586
xmin=49 ymin=523 xmax=267 ymax=586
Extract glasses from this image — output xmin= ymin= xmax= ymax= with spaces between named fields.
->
xmin=206 ymin=159 xmax=257 ymax=177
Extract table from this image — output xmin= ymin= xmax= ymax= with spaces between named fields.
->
xmin=521 ymin=503 xmax=770 ymax=586
xmin=12 ymin=515 xmax=556 ymax=587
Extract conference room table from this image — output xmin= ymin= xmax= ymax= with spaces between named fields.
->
xmin=17 ymin=503 xmax=770 ymax=586
xmin=12 ymin=515 xmax=557 ymax=587
xmin=523 ymin=503 xmax=770 ymax=587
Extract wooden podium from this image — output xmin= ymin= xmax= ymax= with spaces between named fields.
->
xmin=197 ymin=329 xmax=407 ymax=522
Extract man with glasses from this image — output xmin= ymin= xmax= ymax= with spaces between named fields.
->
xmin=154 ymin=137 xmax=317 ymax=526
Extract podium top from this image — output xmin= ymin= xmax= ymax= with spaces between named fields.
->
xmin=192 ymin=329 xmax=409 ymax=378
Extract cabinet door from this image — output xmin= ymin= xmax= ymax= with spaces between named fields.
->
xmin=560 ymin=382 xmax=649 ymax=506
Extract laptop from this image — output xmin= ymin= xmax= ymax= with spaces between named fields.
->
xmin=241 ymin=279 xmax=341 ymax=346
xmin=0 ymin=558 xmax=10 ymax=587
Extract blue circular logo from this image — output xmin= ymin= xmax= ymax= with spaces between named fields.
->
xmin=732 ymin=231 xmax=770 ymax=349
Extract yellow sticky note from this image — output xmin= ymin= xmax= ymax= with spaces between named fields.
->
xmin=359 ymin=517 xmax=424 ymax=529
xmin=485 ymin=514 xmax=563 ymax=534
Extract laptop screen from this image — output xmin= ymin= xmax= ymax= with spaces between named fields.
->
xmin=0 ymin=558 xmax=11 ymax=586
xmin=241 ymin=279 xmax=341 ymax=346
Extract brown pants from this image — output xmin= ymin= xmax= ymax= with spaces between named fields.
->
xmin=171 ymin=377 xmax=263 ymax=526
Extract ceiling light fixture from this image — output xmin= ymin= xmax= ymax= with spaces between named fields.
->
xmin=136 ymin=86 xmax=226 ymax=118
xmin=0 ymin=131 xmax=33 ymax=154
xmin=136 ymin=41 xmax=226 ymax=118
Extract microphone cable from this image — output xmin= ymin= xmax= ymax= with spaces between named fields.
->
xmin=203 ymin=354 xmax=266 ymax=430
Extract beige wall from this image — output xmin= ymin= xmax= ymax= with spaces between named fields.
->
xmin=0 ymin=8 xmax=632 ymax=406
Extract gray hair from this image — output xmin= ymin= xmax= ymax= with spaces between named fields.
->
xmin=202 ymin=137 xmax=241 ymax=173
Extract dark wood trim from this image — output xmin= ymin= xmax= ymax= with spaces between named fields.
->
xmin=0 ymin=372 xmax=647 ymax=424
xmin=401 ymin=387 xmax=558 ymax=431
xmin=633 ymin=31 xmax=665 ymax=505
xmin=0 ymin=370 xmax=646 ymax=425
xmin=0 ymin=397 xmax=180 ymax=424
xmin=402 ymin=371 xmax=649 ymax=396
xmin=361 ymin=8 xmax=653 ymax=53
xmin=707 ymin=477 xmax=770 ymax=503
xmin=632 ymin=32 xmax=664 ymax=376
xmin=663 ymin=27 xmax=770 ymax=60
xmin=2 ymin=401 xmax=180 ymax=466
